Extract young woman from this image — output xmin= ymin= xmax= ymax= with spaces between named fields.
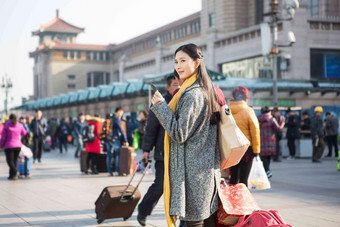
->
xmin=0 ymin=114 xmax=27 ymax=180
xmin=151 ymin=43 xmax=220 ymax=227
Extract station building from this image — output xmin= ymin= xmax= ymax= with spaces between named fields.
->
xmin=21 ymin=0 xmax=340 ymax=119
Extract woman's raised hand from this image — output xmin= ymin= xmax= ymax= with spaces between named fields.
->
xmin=151 ymin=91 xmax=164 ymax=106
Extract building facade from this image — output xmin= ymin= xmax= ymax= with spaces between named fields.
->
xmin=27 ymin=0 xmax=340 ymax=118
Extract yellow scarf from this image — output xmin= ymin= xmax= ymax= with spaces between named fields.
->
xmin=164 ymin=73 xmax=197 ymax=226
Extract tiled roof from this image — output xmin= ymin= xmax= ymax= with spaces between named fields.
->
xmin=35 ymin=41 xmax=108 ymax=51
xmin=49 ymin=41 xmax=109 ymax=51
xmin=32 ymin=17 xmax=84 ymax=35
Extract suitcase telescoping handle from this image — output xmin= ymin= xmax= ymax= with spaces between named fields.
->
xmin=120 ymin=160 xmax=152 ymax=202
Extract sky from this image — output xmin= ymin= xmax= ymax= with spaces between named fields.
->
xmin=0 ymin=0 xmax=201 ymax=111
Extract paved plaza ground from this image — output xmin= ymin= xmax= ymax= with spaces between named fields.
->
xmin=0 ymin=145 xmax=339 ymax=227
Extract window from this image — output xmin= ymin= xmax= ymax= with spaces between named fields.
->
xmin=93 ymin=52 xmax=98 ymax=60
xmin=190 ymin=20 xmax=200 ymax=34
xmin=87 ymin=72 xmax=110 ymax=87
xmin=106 ymin=73 xmax=110 ymax=84
xmin=63 ymin=51 xmax=68 ymax=59
xmin=174 ymin=26 xmax=187 ymax=40
xmin=221 ymin=56 xmax=274 ymax=78
xmin=67 ymin=84 xmax=76 ymax=89
xmin=125 ymin=46 xmax=133 ymax=56
xmin=70 ymin=51 xmax=74 ymax=59
xmin=311 ymin=49 xmax=340 ymax=79
xmin=93 ymin=72 xmax=103 ymax=87
xmin=135 ymin=41 xmax=145 ymax=52
xmin=146 ymin=37 xmax=156 ymax=49
xmin=86 ymin=51 xmax=91 ymax=60
xmin=209 ymin=13 xmax=215 ymax=28
xmin=160 ymin=31 xmax=172 ymax=44
xmin=67 ymin=75 xmax=76 ymax=80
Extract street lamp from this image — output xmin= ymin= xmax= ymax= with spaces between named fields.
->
xmin=1 ymin=74 xmax=13 ymax=116
xmin=264 ymin=0 xmax=299 ymax=107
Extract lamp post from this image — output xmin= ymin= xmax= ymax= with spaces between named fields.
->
xmin=269 ymin=0 xmax=280 ymax=107
xmin=265 ymin=0 xmax=299 ymax=107
xmin=1 ymin=74 xmax=13 ymax=116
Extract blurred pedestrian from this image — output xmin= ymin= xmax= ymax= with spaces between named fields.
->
xmin=48 ymin=118 xmax=58 ymax=149
xmin=286 ymin=108 xmax=300 ymax=160
xmin=30 ymin=110 xmax=48 ymax=163
xmin=258 ymin=106 xmax=285 ymax=178
xmin=0 ymin=114 xmax=27 ymax=180
xmin=136 ymin=110 xmax=148 ymax=152
xmin=107 ymin=107 xmax=129 ymax=176
xmin=125 ymin=115 xmax=135 ymax=146
xmin=74 ymin=113 xmax=87 ymax=158
xmin=151 ymin=43 xmax=220 ymax=226
xmin=300 ymin=111 xmax=311 ymax=138
xmin=85 ymin=115 xmax=102 ymax=174
xmin=0 ymin=117 xmax=4 ymax=140
xmin=229 ymin=86 xmax=261 ymax=186
xmin=137 ymin=75 xmax=180 ymax=226
xmin=272 ymin=107 xmax=283 ymax=162
xmin=56 ymin=118 xmax=69 ymax=153
xmin=311 ymin=106 xmax=325 ymax=163
xmin=325 ymin=112 xmax=339 ymax=157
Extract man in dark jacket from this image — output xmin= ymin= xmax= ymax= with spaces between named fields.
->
xmin=325 ymin=112 xmax=339 ymax=157
xmin=311 ymin=106 xmax=325 ymax=162
xmin=74 ymin=113 xmax=87 ymax=158
xmin=107 ymin=107 xmax=128 ymax=176
xmin=286 ymin=108 xmax=300 ymax=160
xmin=30 ymin=109 xmax=48 ymax=163
xmin=137 ymin=75 xmax=180 ymax=226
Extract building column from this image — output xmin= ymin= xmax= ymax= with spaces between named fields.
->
xmin=155 ymin=36 xmax=162 ymax=75
xmin=119 ymin=55 xmax=126 ymax=83
xmin=206 ymin=28 xmax=218 ymax=71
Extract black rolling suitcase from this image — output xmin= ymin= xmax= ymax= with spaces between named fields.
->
xmin=95 ymin=161 xmax=151 ymax=224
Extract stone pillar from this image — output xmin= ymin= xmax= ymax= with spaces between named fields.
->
xmin=155 ymin=36 xmax=162 ymax=75
xmin=205 ymin=28 xmax=218 ymax=71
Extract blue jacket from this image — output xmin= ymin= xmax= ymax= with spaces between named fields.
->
xmin=111 ymin=114 xmax=128 ymax=143
xmin=30 ymin=117 xmax=48 ymax=137
xmin=74 ymin=120 xmax=87 ymax=136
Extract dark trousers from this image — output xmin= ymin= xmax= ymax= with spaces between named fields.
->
xmin=274 ymin=137 xmax=282 ymax=160
xmin=185 ymin=213 xmax=216 ymax=227
xmin=59 ymin=137 xmax=68 ymax=153
xmin=5 ymin=148 xmax=21 ymax=178
xmin=33 ymin=136 xmax=44 ymax=160
xmin=313 ymin=137 xmax=325 ymax=161
xmin=261 ymin=156 xmax=271 ymax=172
xmin=287 ymin=136 xmax=296 ymax=157
xmin=327 ymin=135 xmax=339 ymax=157
xmin=138 ymin=161 xmax=164 ymax=216
xmin=229 ymin=160 xmax=253 ymax=186
xmin=87 ymin=152 xmax=98 ymax=171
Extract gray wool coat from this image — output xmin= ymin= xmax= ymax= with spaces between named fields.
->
xmin=151 ymin=82 xmax=220 ymax=221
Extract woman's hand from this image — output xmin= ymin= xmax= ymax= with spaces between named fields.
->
xmin=152 ymin=91 xmax=164 ymax=105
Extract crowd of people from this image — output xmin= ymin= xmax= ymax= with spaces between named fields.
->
xmin=0 ymin=43 xmax=339 ymax=227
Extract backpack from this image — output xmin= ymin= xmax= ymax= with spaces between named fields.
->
xmin=61 ymin=125 xmax=68 ymax=136
xmin=82 ymin=124 xmax=95 ymax=143
xmin=99 ymin=119 xmax=112 ymax=141
xmin=234 ymin=210 xmax=292 ymax=227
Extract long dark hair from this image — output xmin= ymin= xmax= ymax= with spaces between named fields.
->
xmin=9 ymin=114 xmax=17 ymax=125
xmin=174 ymin=43 xmax=220 ymax=124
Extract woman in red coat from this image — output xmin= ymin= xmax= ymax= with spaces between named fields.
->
xmin=85 ymin=116 xmax=102 ymax=174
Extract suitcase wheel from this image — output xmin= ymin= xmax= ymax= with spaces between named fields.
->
xmin=97 ymin=219 xmax=104 ymax=224
xmin=123 ymin=215 xmax=131 ymax=221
